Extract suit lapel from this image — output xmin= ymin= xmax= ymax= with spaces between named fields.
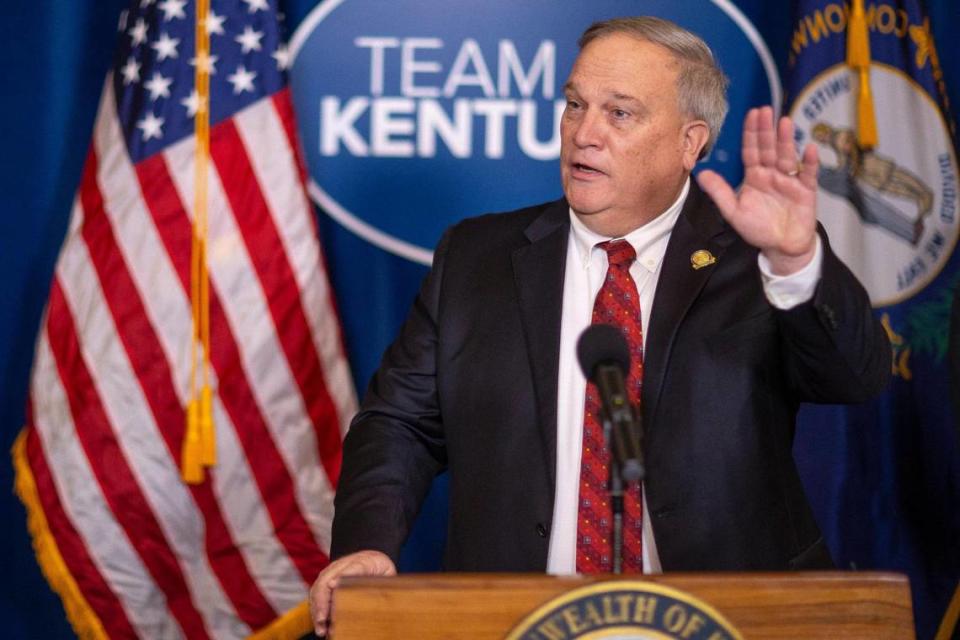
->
xmin=512 ymin=200 xmax=570 ymax=490
xmin=642 ymin=182 xmax=735 ymax=426
xmin=508 ymin=187 xmax=731 ymax=486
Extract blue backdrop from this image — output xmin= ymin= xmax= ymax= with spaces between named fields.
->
xmin=1 ymin=1 xmax=957 ymax=638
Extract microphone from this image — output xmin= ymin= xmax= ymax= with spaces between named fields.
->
xmin=576 ymin=324 xmax=645 ymax=483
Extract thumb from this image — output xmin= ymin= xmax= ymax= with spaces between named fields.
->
xmin=696 ymin=170 xmax=739 ymax=221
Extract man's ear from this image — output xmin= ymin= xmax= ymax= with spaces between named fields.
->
xmin=681 ymin=120 xmax=710 ymax=171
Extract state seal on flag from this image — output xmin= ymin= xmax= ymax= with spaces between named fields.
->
xmin=791 ymin=63 xmax=959 ymax=307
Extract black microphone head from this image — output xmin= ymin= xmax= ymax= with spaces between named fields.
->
xmin=577 ymin=324 xmax=630 ymax=381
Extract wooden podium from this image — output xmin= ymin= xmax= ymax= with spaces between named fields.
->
xmin=330 ymin=572 xmax=914 ymax=639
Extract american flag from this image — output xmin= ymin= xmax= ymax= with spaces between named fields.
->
xmin=12 ymin=0 xmax=355 ymax=637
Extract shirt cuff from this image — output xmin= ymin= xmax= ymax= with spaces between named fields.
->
xmin=757 ymin=236 xmax=823 ymax=310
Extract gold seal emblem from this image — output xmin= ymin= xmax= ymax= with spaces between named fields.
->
xmin=690 ymin=250 xmax=716 ymax=270
xmin=504 ymin=580 xmax=744 ymax=640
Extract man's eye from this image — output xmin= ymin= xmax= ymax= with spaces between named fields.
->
xmin=566 ymin=100 xmax=582 ymax=110
xmin=612 ymin=109 xmax=629 ymax=119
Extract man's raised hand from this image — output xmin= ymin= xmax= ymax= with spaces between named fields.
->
xmin=697 ymin=106 xmax=820 ymax=275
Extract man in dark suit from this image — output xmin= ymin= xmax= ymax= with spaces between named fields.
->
xmin=309 ymin=16 xmax=891 ymax=635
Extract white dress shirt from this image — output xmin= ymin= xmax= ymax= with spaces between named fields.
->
xmin=546 ymin=177 xmax=824 ymax=574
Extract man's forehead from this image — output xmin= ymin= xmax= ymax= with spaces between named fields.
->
xmin=578 ymin=32 xmax=678 ymax=59
xmin=563 ymin=79 xmax=643 ymax=104
xmin=564 ymin=38 xmax=677 ymax=102
xmin=570 ymin=35 xmax=678 ymax=78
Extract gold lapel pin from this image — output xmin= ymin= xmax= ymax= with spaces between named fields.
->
xmin=690 ymin=250 xmax=716 ymax=270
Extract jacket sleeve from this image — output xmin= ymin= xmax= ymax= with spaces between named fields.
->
xmin=776 ymin=228 xmax=892 ymax=403
xmin=329 ymin=230 xmax=452 ymax=563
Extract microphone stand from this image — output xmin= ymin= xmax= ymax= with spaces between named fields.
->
xmin=603 ymin=405 xmax=644 ymax=575
xmin=602 ymin=414 xmax=626 ymax=574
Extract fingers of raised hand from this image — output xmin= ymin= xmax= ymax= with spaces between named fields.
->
xmin=742 ymin=106 xmax=777 ymax=168
xmin=755 ymin=106 xmax=779 ymax=167
xmin=743 ymin=110 xmax=814 ymax=184
xmin=798 ymin=142 xmax=820 ymax=190
xmin=775 ymin=116 xmax=799 ymax=175
xmin=741 ymin=107 xmax=760 ymax=167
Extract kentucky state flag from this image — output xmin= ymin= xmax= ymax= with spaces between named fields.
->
xmin=786 ymin=1 xmax=960 ymax=638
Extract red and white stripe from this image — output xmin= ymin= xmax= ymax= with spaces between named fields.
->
xmin=22 ymin=76 xmax=354 ymax=638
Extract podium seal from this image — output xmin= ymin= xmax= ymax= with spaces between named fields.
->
xmin=505 ymin=581 xmax=744 ymax=640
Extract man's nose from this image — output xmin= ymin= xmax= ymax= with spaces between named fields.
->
xmin=572 ymin=109 xmax=603 ymax=148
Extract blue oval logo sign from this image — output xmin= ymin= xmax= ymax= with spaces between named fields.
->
xmin=289 ymin=0 xmax=778 ymax=264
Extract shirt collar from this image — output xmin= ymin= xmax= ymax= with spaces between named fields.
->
xmin=568 ymin=177 xmax=691 ymax=272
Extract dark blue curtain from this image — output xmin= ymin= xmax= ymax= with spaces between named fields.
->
xmin=1 ymin=1 xmax=957 ymax=638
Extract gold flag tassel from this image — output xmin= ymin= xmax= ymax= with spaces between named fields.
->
xmin=847 ymin=0 xmax=878 ymax=148
xmin=183 ymin=0 xmax=215 ymax=484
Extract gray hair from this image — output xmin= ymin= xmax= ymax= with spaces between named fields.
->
xmin=579 ymin=16 xmax=729 ymax=158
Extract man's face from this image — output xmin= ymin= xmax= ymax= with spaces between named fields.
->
xmin=560 ymin=33 xmax=707 ymax=236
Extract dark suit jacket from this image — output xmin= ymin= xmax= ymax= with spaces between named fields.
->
xmin=331 ymin=183 xmax=891 ymax=572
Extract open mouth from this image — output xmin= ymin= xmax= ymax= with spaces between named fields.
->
xmin=573 ymin=162 xmax=603 ymax=175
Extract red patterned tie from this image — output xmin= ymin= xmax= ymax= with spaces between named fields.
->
xmin=576 ymin=240 xmax=644 ymax=574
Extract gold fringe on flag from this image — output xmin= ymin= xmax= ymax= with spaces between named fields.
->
xmin=248 ymin=601 xmax=315 ymax=640
xmin=15 ymin=432 xmax=318 ymax=640
xmin=183 ymin=0 xmax=215 ymax=484
xmin=12 ymin=431 xmax=109 ymax=640
xmin=847 ymin=0 xmax=878 ymax=148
